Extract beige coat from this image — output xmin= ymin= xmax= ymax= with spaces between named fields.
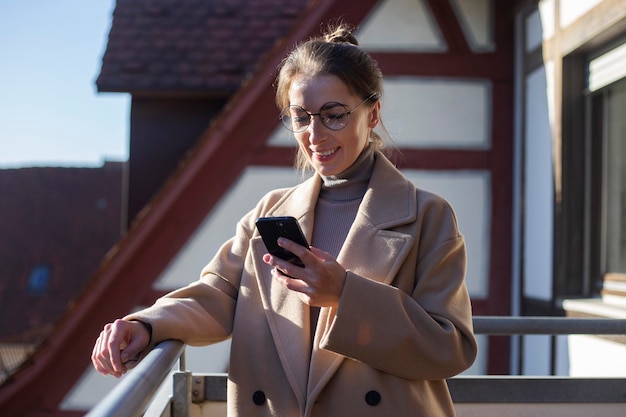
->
xmin=128 ymin=152 xmax=477 ymax=417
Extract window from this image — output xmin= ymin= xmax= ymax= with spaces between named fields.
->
xmin=28 ymin=265 xmax=51 ymax=295
xmin=592 ymin=79 xmax=626 ymax=276
xmin=585 ymin=39 xmax=626 ymax=293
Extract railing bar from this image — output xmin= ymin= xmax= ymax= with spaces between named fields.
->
xmin=86 ymin=340 xmax=184 ymax=417
xmin=143 ymin=385 xmax=173 ymax=417
xmin=448 ymin=377 xmax=626 ymax=403
xmin=473 ymin=316 xmax=626 ymax=335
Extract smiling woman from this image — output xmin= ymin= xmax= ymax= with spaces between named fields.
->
xmin=0 ymin=0 xmax=128 ymax=168
xmin=91 ymin=22 xmax=477 ymax=417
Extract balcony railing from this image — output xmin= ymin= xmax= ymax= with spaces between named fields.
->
xmin=85 ymin=316 xmax=626 ymax=417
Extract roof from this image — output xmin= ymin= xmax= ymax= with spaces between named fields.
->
xmin=0 ymin=163 xmax=123 ymax=342
xmin=96 ymin=0 xmax=309 ymax=95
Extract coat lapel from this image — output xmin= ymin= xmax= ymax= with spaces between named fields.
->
xmin=251 ymin=239 xmax=309 ymax=408
xmin=306 ymin=153 xmax=418 ymax=402
xmin=250 ymin=174 xmax=321 ymax=410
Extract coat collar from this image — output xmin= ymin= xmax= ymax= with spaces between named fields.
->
xmin=263 ymin=151 xmax=416 ymax=237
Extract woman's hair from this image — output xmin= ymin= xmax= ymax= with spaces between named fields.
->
xmin=275 ymin=22 xmax=391 ymax=171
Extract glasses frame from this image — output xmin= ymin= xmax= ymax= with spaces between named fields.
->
xmin=279 ymin=94 xmax=375 ymax=133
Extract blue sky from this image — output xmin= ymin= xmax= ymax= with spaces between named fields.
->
xmin=0 ymin=1 xmax=129 ymax=168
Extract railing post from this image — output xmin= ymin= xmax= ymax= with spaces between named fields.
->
xmin=172 ymin=371 xmax=192 ymax=417
xmin=172 ymin=349 xmax=191 ymax=417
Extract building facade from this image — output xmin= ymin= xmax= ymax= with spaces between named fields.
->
xmin=1 ymin=1 xmax=625 ymax=416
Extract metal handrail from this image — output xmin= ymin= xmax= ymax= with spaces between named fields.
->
xmin=86 ymin=339 xmax=185 ymax=417
xmin=85 ymin=316 xmax=626 ymax=416
xmin=473 ymin=316 xmax=626 ymax=335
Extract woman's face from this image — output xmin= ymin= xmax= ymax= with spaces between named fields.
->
xmin=287 ymin=73 xmax=380 ymax=177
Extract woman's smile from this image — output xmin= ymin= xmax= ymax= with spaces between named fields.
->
xmin=312 ymin=146 xmax=340 ymax=159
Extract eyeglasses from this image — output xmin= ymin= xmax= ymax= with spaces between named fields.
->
xmin=279 ymin=94 xmax=375 ymax=133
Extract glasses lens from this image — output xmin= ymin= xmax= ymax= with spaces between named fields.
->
xmin=319 ymin=103 xmax=348 ymax=131
xmin=280 ymin=106 xmax=309 ymax=132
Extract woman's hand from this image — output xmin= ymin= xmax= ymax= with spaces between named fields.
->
xmin=91 ymin=319 xmax=150 ymax=377
xmin=263 ymin=237 xmax=346 ymax=308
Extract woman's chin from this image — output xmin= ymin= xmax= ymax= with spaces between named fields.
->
xmin=312 ymin=152 xmax=343 ymax=176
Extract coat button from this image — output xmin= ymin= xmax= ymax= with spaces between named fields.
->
xmin=365 ymin=390 xmax=381 ymax=406
xmin=252 ymin=390 xmax=266 ymax=405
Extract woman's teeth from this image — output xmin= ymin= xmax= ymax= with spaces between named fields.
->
xmin=314 ymin=148 xmax=337 ymax=157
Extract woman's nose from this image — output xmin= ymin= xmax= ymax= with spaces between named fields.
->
xmin=306 ymin=116 xmax=325 ymax=143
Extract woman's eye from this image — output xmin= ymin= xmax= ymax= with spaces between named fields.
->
xmin=293 ymin=116 xmax=309 ymax=126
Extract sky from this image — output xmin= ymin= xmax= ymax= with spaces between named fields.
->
xmin=0 ymin=1 xmax=129 ymax=168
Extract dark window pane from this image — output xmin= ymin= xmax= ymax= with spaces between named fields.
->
xmin=28 ymin=266 xmax=50 ymax=295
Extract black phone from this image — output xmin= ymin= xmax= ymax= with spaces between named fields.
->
xmin=255 ymin=216 xmax=309 ymax=266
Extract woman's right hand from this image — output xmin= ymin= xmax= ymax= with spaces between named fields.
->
xmin=91 ymin=319 xmax=150 ymax=377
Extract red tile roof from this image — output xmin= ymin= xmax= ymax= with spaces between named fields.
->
xmin=96 ymin=0 xmax=309 ymax=94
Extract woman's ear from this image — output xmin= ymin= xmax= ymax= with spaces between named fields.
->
xmin=368 ymin=100 xmax=381 ymax=128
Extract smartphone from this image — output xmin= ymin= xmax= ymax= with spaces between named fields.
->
xmin=255 ymin=216 xmax=309 ymax=266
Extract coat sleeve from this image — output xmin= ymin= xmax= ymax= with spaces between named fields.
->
xmin=124 ymin=213 xmax=254 ymax=347
xmin=319 ymin=194 xmax=477 ymax=380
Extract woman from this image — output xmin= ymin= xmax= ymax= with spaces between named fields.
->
xmin=92 ymin=23 xmax=477 ymax=417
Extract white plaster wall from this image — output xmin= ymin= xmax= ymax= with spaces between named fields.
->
xmin=559 ymin=0 xmax=603 ymax=28
xmin=523 ymin=65 xmax=554 ymax=301
xmin=382 ymin=78 xmax=491 ymax=149
xmin=522 ymin=335 xmax=552 ymax=375
xmin=450 ymin=0 xmax=494 ymax=51
xmin=357 ymin=0 xmax=444 ymax=51
xmin=568 ymin=335 xmax=626 ymax=376
xmin=521 ymin=335 xmax=569 ymax=376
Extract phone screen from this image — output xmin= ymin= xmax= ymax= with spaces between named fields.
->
xmin=255 ymin=216 xmax=309 ymax=266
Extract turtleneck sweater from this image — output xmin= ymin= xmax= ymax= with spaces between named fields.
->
xmin=311 ymin=143 xmax=375 ymax=258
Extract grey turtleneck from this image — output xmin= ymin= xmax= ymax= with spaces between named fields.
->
xmin=307 ymin=143 xmax=375 ymax=354
xmin=311 ymin=143 xmax=375 ymax=258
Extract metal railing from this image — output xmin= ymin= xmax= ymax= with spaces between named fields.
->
xmin=85 ymin=340 xmax=185 ymax=417
xmin=85 ymin=316 xmax=626 ymax=417
xmin=473 ymin=316 xmax=626 ymax=335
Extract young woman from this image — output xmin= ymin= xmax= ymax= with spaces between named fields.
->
xmin=92 ymin=23 xmax=477 ymax=417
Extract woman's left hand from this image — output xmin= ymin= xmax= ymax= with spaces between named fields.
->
xmin=263 ymin=237 xmax=346 ymax=308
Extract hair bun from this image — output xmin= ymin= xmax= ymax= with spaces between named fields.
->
xmin=323 ymin=23 xmax=359 ymax=46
